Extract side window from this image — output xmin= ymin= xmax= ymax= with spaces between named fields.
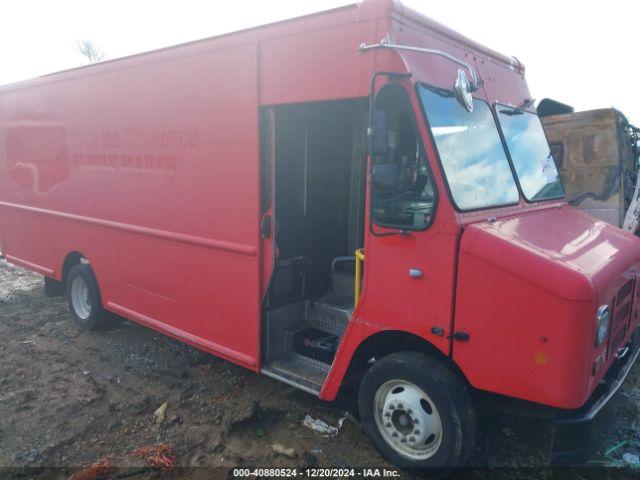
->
xmin=372 ymin=85 xmax=435 ymax=230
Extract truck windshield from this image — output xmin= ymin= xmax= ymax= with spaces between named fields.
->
xmin=418 ymin=85 xmax=519 ymax=211
xmin=496 ymin=107 xmax=564 ymax=201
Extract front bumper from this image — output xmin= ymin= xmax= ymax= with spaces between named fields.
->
xmin=554 ymin=328 xmax=640 ymax=425
xmin=551 ymin=329 xmax=640 ymax=464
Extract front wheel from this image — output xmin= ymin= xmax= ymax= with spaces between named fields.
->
xmin=358 ymin=351 xmax=476 ymax=474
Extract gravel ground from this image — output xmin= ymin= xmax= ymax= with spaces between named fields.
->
xmin=0 ymin=258 xmax=639 ymax=479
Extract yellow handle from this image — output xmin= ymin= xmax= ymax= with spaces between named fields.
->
xmin=355 ymin=248 xmax=365 ymax=306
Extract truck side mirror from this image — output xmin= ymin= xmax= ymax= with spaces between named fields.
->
xmin=454 ymin=68 xmax=473 ymax=113
xmin=370 ymin=110 xmax=389 ymax=156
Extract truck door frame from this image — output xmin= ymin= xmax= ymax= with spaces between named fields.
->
xmin=319 ymin=75 xmax=463 ymax=401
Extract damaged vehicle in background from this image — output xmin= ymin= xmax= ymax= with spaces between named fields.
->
xmin=539 ymin=99 xmax=640 ymax=234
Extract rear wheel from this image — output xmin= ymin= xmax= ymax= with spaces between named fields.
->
xmin=358 ymin=351 xmax=476 ymax=474
xmin=66 ymin=264 xmax=106 ymax=330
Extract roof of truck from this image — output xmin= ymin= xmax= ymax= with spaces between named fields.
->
xmin=367 ymin=0 xmax=522 ymax=69
xmin=0 ymin=0 xmax=522 ymax=93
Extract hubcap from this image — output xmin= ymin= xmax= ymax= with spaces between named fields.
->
xmin=374 ymin=380 xmax=443 ymax=460
xmin=70 ymin=276 xmax=92 ymax=320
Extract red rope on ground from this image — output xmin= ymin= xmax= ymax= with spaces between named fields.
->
xmin=131 ymin=444 xmax=176 ymax=471
xmin=69 ymin=456 xmax=115 ymax=480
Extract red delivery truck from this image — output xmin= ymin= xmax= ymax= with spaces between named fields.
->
xmin=1 ymin=0 xmax=639 ymax=471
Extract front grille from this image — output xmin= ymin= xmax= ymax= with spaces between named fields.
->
xmin=608 ymin=278 xmax=636 ymax=356
xmin=612 ymin=302 xmax=631 ymax=331
xmin=616 ymin=279 xmax=634 ymax=305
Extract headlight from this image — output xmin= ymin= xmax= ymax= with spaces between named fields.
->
xmin=595 ymin=305 xmax=611 ymax=346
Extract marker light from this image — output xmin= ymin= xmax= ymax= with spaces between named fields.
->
xmin=595 ymin=305 xmax=611 ymax=346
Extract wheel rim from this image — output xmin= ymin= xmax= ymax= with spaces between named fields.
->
xmin=70 ymin=276 xmax=92 ymax=320
xmin=374 ymin=379 xmax=443 ymax=460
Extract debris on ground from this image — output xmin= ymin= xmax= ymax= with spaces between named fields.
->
xmin=154 ymin=402 xmax=168 ymax=424
xmin=272 ymin=443 xmax=297 ymax=459
xmin=131 ymin=444 xmax=176 ymax=471
xmin=603 ymin=439 xmax=640 ymax=468
xmin=605 ymin=439 xmax=640 ymax=457
xmin=302 ymin=414 xmax=346 ymax=437
xmin=69 ymin=455 xmax=115 ymax=480
xmin=623 ymin=453 xmax=640 ymax=467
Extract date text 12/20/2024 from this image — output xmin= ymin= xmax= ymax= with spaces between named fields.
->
xmin=232 ymin=468 xmax=401 ymax=478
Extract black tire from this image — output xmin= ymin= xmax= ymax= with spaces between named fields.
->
xmin=44 ymin=276 xmax=65 ymax=297
xmin=358 ymin=351 xmax=476 ymax=475
xmin=66 ymin=264 xmax=106 ymax=330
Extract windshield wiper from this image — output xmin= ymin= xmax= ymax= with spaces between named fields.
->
xmin=499 ymin=108 xmax=524 ymax=116
xmin=427 ymin=85 xmax=454 ymax=98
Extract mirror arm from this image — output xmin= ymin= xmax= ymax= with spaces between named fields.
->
xmin=359 ymin=40 xmax=483 ymax=92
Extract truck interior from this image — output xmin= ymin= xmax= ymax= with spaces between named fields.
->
xmin=260 ymin=98 xmax=369 ymax=393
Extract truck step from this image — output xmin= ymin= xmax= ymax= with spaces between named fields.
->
xmin=305 ymin=293 xmax=353 ymax=336
xmin=283 ymin=328 xmax=336 ymax=367
xmin=261 ymin=358 xmax=328 ymax=396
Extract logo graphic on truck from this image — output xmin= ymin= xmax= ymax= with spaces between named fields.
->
xmin=5 ymin=121 xmax=70 ymax=194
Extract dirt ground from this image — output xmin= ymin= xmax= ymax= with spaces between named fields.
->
xmin=1 ymin=259 xmax=639 ymax=479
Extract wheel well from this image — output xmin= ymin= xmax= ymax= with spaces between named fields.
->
xmin=60 ymin=251 xmax=87 ymax=284
xmin=341 ymin=330 xmax=469 ymax=390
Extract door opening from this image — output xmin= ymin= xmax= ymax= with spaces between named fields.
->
xmin=261 ymin=98 xmax=368 ymax=394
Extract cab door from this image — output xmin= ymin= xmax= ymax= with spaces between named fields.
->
xmin=356 ymin=82 xmax=461 ymax=355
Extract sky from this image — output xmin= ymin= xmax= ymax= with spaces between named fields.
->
xmin=1 ymin=0 xmax=639 ymax=125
